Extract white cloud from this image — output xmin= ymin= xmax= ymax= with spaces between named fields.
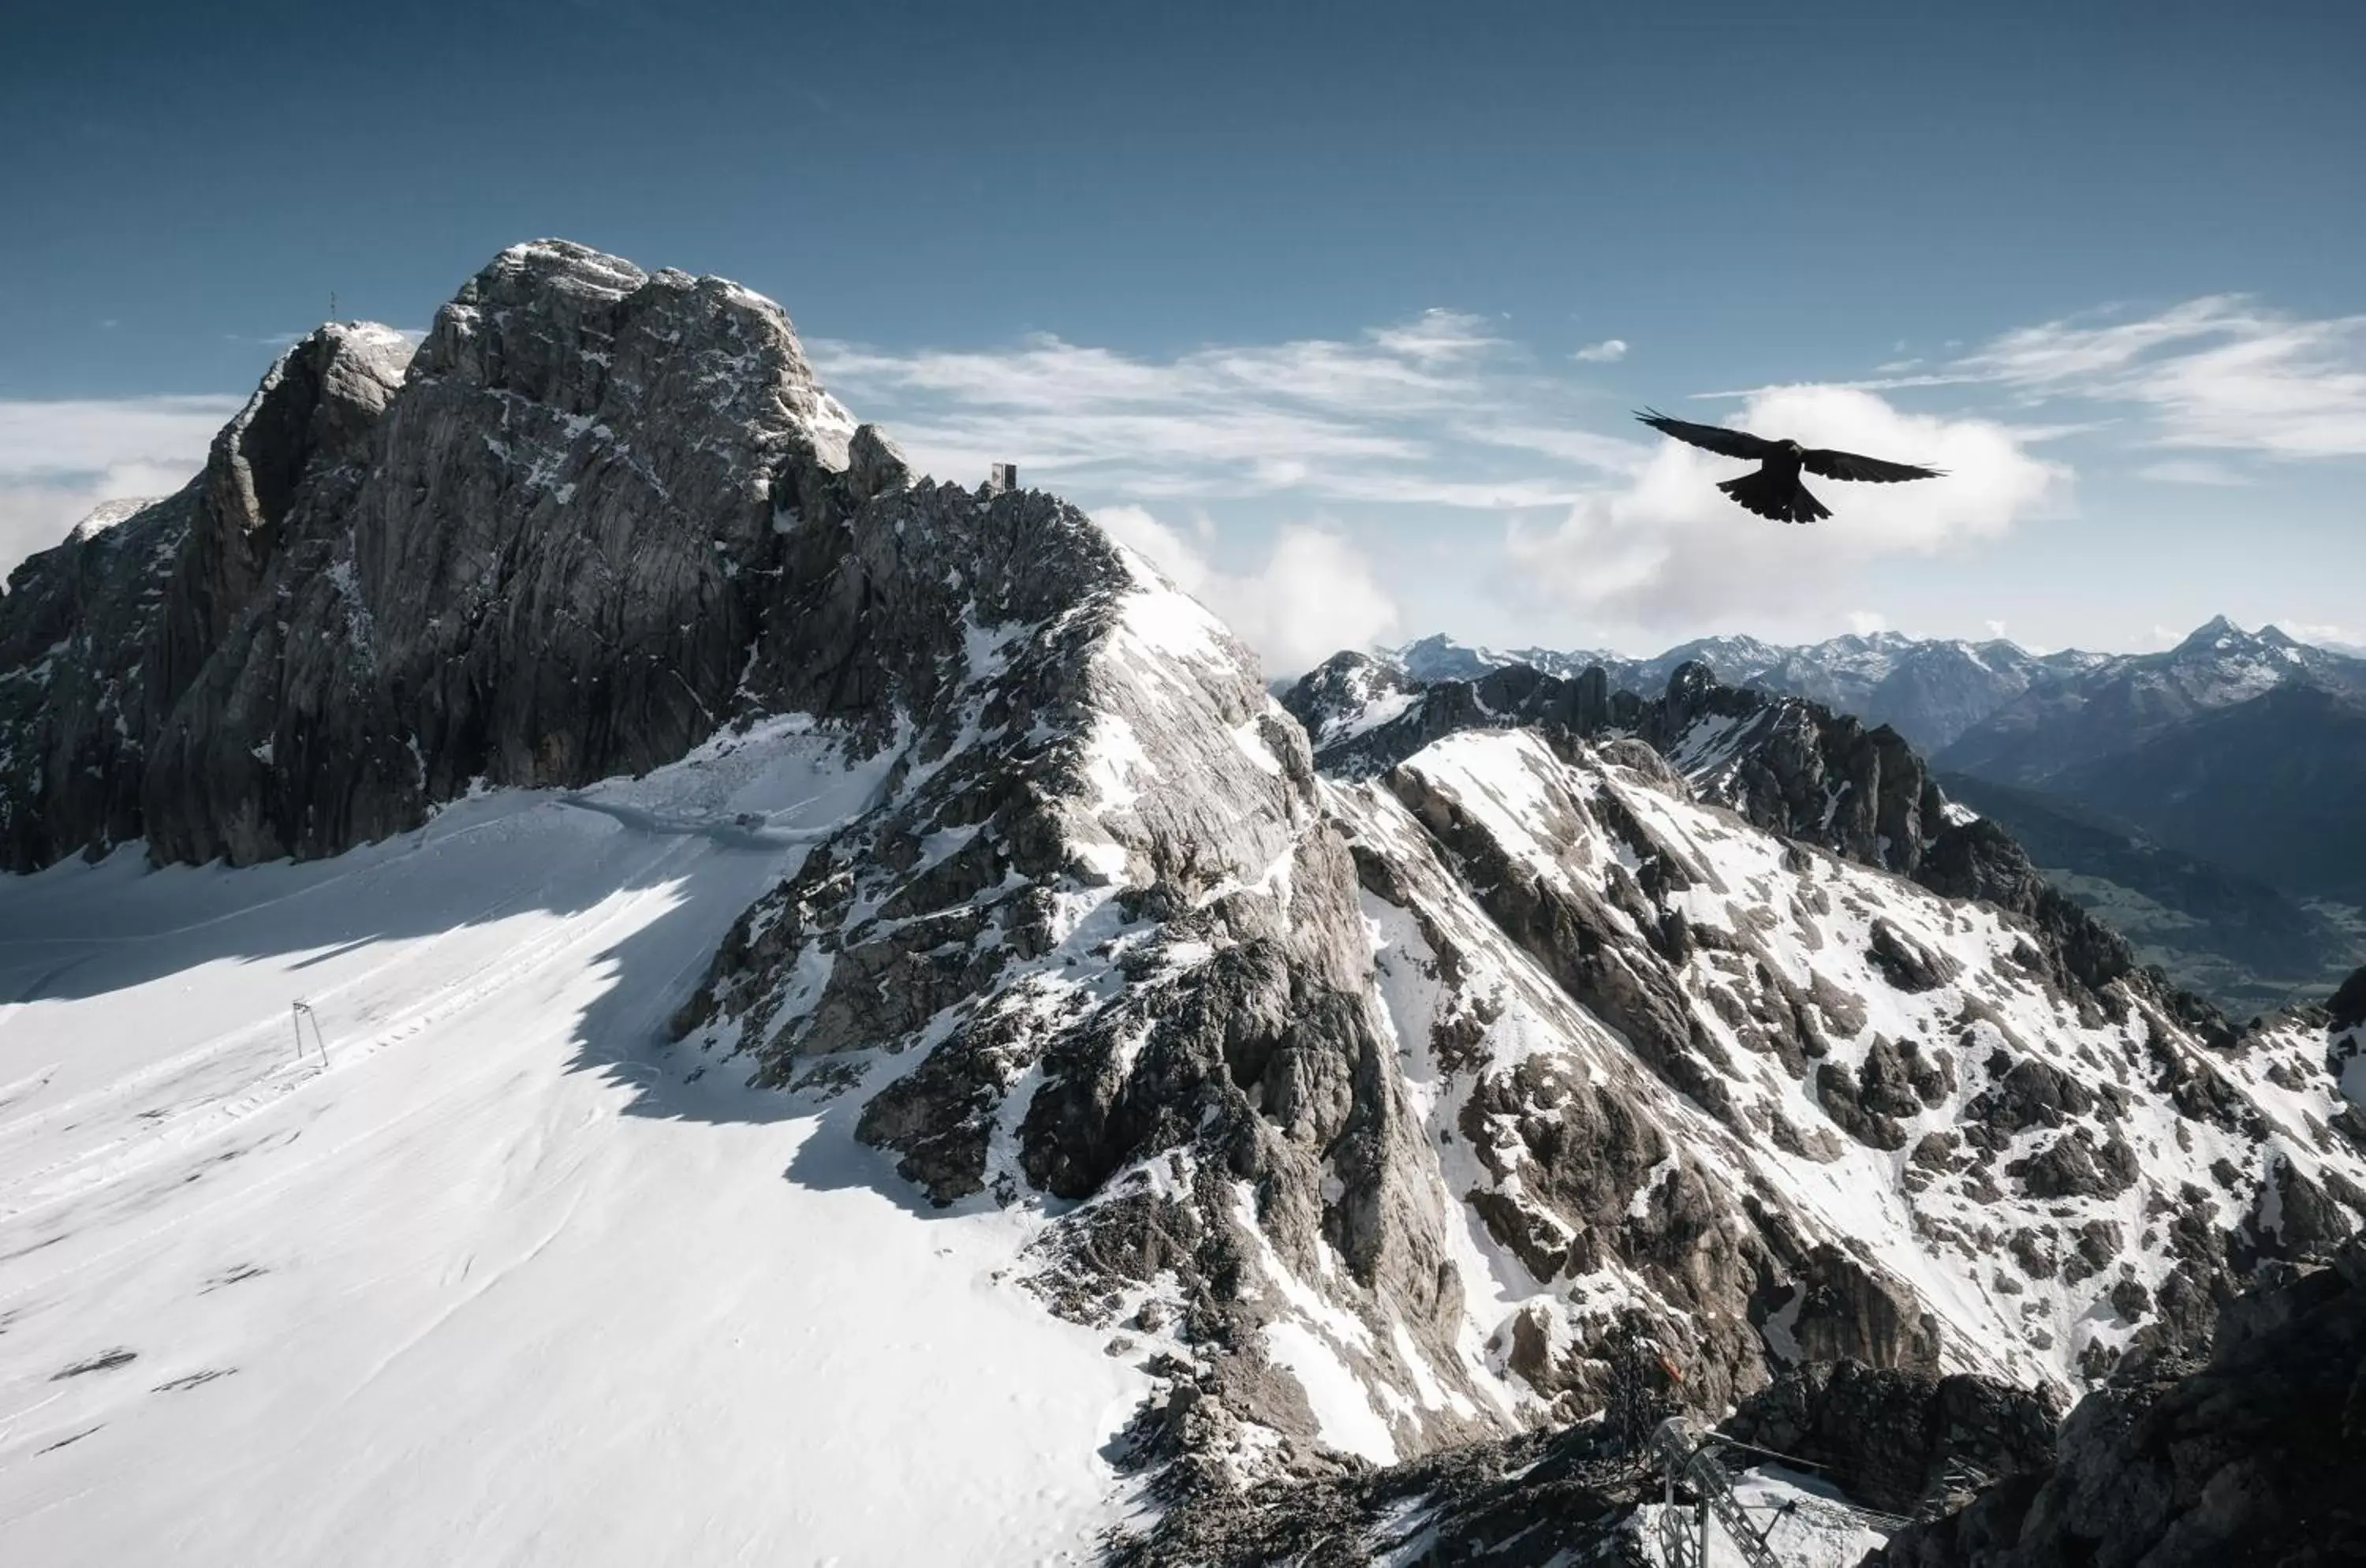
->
xmin=1962 ymin=296 xmax=2366 ymax=457
xmin=1984 ymin=618 xmax=2009 ymax=639
xmin=1846 ymin=610 xmax=1887 ymax=636
xmin=2279 ymin=618 xmax=2363 ymax=653
xmin=1706 ymin=297 xmax=2366 ymax=461
xmin=0 ymin=396 xmax=234 ymax=578
xmin=1096 ymin=505 xmax=1397 ymax=677
xmin=1500 ymin=385 xmax=2067 ymax=634
xmin=810 ymin=309 xmax=1599 ymax=510
xmin=1573 ymin=338 xmax=1628 ymax=364
xmin=2134 ymin=457 xmax=2252 ymax=486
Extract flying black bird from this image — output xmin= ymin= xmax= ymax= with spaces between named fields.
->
xmin=1634 ymin=409 xmax=1945 ymax=524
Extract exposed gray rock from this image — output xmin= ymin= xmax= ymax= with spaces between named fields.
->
xmin=3 ymin=241 xmax=879 ymax=868
xmin=1722 ymin=1359 xmax=2059 ymax=1516
xmin=1868 ymin=1241 xmax=2366 ymax=1567
xmin=1389 ymin=628 xmax=2116 ymax=753
xmin=1106 ymin=1418 xmax=1651 ymax=1567
xmin=10 ymin=241 xmax=2363 ymax=1528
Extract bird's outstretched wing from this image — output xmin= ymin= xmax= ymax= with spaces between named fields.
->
xmin=1801 ymin=448 xmax=1946 ymax=483
xmin=1634 ymin=409 xmax=1775 ymax=462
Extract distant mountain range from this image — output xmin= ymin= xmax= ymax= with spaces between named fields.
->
xmin=3 ymin=241 xmax=2361 ymax=1559
xmin=1394 ymin=616 xmax=2366 ymax=760
xmin=1935 ymin=617 xmax=2366 ymax=784
xmin=1392 ymin=629 xmax=2111 ymax=752
xmin=1390 ymin=618 xmax=2366 ymax=1010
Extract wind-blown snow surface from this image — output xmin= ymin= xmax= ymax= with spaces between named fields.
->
xmin=0 ymin=721 xmax=1147 ymax=1566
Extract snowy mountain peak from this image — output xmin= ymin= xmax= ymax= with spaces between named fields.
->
xmin=1385 ymin=617 xmax=2366 ymax=769
xmin=2175 ymin=613 xmax=2244 ymax=651
xmin=5 ymin=242 xmax=2362 ymax=1562
xmin=61 ymin=495 xmax=166 ymax=543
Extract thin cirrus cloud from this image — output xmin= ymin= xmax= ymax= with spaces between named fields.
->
xmin=812 ymin=308 xmax=2073 ymax=656
xmin=2135 ymin=458 xmax=2252 ymax=487
xmin=1699 ymin=295 xmax=2366 ymax=463
xmin=807 ymin=310 xmax=1644 ymax=511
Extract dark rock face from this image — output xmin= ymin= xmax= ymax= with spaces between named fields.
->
xmin=2 ymin=241 xmax=879 ymax=868
xmin=1288 ymin=655 xmax=1951 ymax=881
xmin=1117 ymin=1358 xmax=2054 ymax=1563
xmin=1868 ymin=1242 xmax=2366 ymax=1567
xmin=151 ymin=244 xmax=871 ymax=865
xmin=1913 ymin=817 xmax=2139 ymax=1000
xmin=1722 ymin=1360 xmax=2059 ymax=1515
xmin=0 ymin=324 xmax=410 ymax=869
xmin=2330 ymin=965 xmax=2366 ymax=1034
xmin=1107 ymin=1420 xmax=1651 ymax=1567
xmin=11 ymin=241 xmax=2364 ymax=1525
xmin=0 ymin=490 xmax=197 ymax=869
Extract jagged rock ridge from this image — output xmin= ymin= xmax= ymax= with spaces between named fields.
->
xmin=4 ymin=243 xmax=2362 ymax=1533
xmin=1870 ymin=1234 xmax=2366 ymax=1566
xmin=3 ymin=241 xmax=876 ymax=867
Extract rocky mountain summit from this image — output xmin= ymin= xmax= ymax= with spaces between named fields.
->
xmin=2 ymin=240 xmax=864 ymax=868
xmin=5 ymin=241 xmax=2362 ymax=1557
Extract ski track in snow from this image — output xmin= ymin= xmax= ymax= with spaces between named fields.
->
xmin=0 ymin=721 xmax=1147 ymax=1567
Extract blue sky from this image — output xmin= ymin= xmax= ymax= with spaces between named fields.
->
xmin=5 ymin=0 xmax=2362 ymax=670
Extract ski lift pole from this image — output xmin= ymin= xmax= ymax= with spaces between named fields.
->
xmin=292 ymin=1000 xmax=327 ymax=1066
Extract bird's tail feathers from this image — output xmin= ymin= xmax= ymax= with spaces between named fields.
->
xmin=1718 ymin=469 xmax=1830 ymax=524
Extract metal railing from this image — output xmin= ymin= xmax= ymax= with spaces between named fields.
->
xmin=1649 ymin=1417 xmax=1914 ymax=1566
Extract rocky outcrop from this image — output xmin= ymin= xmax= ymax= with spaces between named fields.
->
xmin=1868 ymin=1241 xmax=2366 ymax=1566
xmin=1332 ymin=723 xmax=2366 ymax=1423
xmin=150 ymin=244 xmax=877 ymax=865
xmin=1287 ymin=654 xmax=1950 ymax=881
xmin=0 ymin=324 xmax=411 ymax=870
xmin=2 ymin=241 xmax=879 ymax=868
xmin=1290 ymin=649 xmax=2209 ymax=1023
xmin=9 ymin=241 xmax=2362 ymax=1525
xmin=1723 ymin=1361 xmax=2059 ymax=1516
xmin=2330 ymin=965 xmax=2366 ymax=1035
xmin=0 ymin=489 xmax=196 ymax=869
xmin=1111 ymin=1359 xmax=2056 ymax=1564
xmin=1106 ymin=1420 xmax=1652 ymax=1566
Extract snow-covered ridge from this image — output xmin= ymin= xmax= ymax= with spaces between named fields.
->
xmin=1386 ymin=618 xmax=2366 ymax=756
xmin=4 ymin=241 xmax=2360 ymax=1562
xmin=1338 ymin=727 xmax=2366 ymax=1403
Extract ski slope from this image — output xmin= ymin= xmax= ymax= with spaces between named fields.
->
xmin=0 ymin=722 xmax=1148 ymax=1566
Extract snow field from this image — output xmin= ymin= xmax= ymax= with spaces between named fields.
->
xmin=0 ymin=722 xmax=1147 ymax=1566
